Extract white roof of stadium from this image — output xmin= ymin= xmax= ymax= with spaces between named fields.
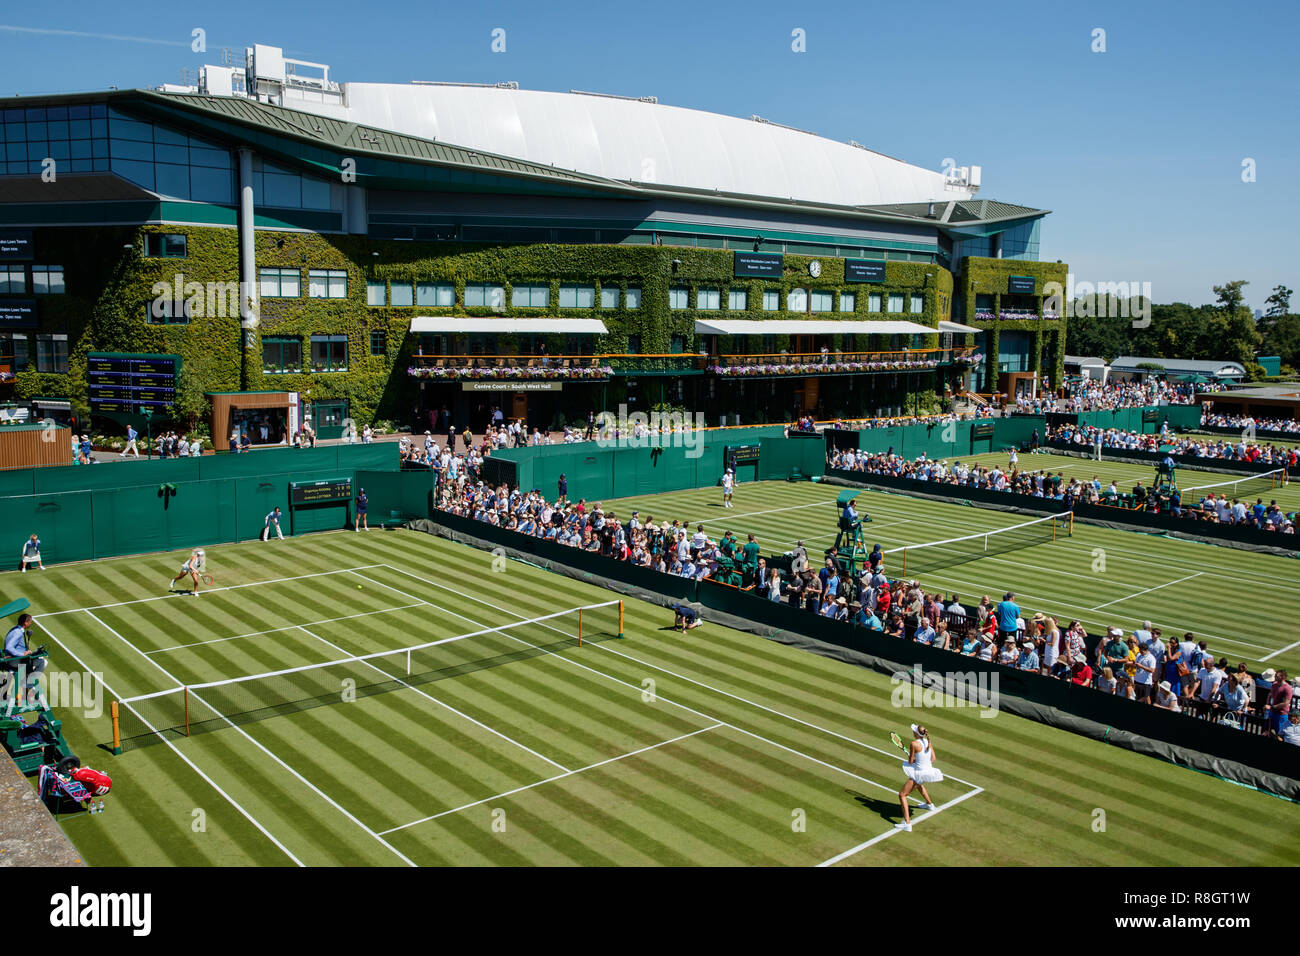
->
xmin=291 ymin=83 xmax=972 ymax=208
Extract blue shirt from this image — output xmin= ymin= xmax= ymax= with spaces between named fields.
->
xmin=1018 ymin=649 xmax=1039 ymax=671
xmin=265 ymin=510 xmax=281 ymax=526
xmin=3 ymin=625 xmax=28 ymax=657
xmin=914 ymin=624 xmax=936 ymax=645
xmin=22 ymin=538 xmax=40 ymax=557
xmin=996 ymin=600 xmax=1020 ymax=632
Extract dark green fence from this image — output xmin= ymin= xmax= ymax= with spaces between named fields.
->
xmin=0 ymin=444 xmax=398 ymax=569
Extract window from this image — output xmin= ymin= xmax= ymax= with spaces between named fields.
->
xmin=625 ymin=287 xmax=642 ymax=309
xmin=0 ymin=333 xmax=28 ymax=372
xmin=559 ymin=284 xmax=595 ymax=309
xmin=310 ymin=334 xmax=348 ymax=372
xmin=839 ymin=293 xmax=855 ymax=313
xmin=787 ymin=288 xmax=808 ymax=312
xmin=868 ymin=292 xmax=882 ymax=313
xmin=31 ymin=266 xmax=64 ymax=295
xmin=145 ymin=297 xmax=190 ymax=325
xmin=465 ymin=283 xmax=504 ymax=309
xmin=262 ymin=336 xmax=301 ymax=374
xmin=697 ymin=289 xmax=721 ymax=311
xmin=626 ymin=334 xmax=642 ymax=354
xmin=35 ymin=333 xmax=68 ymax=373
xmin=669 ymin=286 xmax=689 ymax=310
xmin=810 ymin=290 xmax=833 ymax=313
xmin=416 ymin=282 xmax=454 ymax=307
xmin=887 ymin=293 xmax=905 ymax=314
xmin=308 ymin=270 xmax=347 ymax=299
xmin=366 ymin=281 xmax=386 ymax=306
xmin=390 ymin=283 xmax=413 ymax=307
xmin=0 ymin=266 xmax=24 ymax=294
xmin=911 ymin=294 xmax=925 ymax=313
xmin=144 ymin=233 xmax=187 ymax=258
xmin=259 ymin=267 xmax=300 ymax=298
xmin=370 ymin=330 xmax=387 ymax=356
xmin=728 ymin=289 xmax=747 ymax=310
xmin=599 ymin=286 xmax=619 ymax=309
xmin=763 ymin=289 xmax=780 ymax=311
xmin=511 ymin=284 xmax=550 ymax=308
xmin=670 ymin=334 xmax=685 ymax=353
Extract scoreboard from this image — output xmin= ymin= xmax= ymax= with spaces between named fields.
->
xmin=290 ymin=477 xmax=353 ymax=506
xmin=87 ymin=352 xmax=181 ymax=414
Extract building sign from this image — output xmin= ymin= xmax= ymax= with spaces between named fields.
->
xmin=290 ymin=477 xmax=352 ymax=506
xmin=0 ymin=230 xmax=33 ymax=261
xmin=844 ymin=259 xmax=887 ymax=283
xmin=1008 ymin=275 xmax=1036 ymax=294
xmin=733 ymin=252 xmax=784 ymax=278
xmin=0 ymin=299 xmax=37 ymax=328
xmin=87 ymin=352 xmax=181 ymax=414
xmin=462 ymin=381 xmax=563 ymax=392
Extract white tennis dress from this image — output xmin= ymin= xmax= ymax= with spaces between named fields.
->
xmin=903 ymin=738 xmax=944 ymax=784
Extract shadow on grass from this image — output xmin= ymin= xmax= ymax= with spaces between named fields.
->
xmin=845 ymin=788 xmax=902 ymax=824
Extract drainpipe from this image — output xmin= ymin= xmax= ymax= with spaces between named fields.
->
xmin=238 ymin=147 xmax=259 ymax=391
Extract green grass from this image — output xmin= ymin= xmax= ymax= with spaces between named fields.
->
xmin=606 ymin=479 xmax=1300 ymax=675
xmin=11 ymin=521 xmax=1299 ymax=867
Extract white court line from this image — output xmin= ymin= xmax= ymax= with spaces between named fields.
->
xmin=148 ymin=603 xmax=426 ymax=655
xmin=40 ymin=566 xmax=385 ymax=616
xmin=82 ymin=606 xmax=416 ymax=866
xmin=1090 ymin=571 xmax=1205 ymax=611
xmin=1261 ymin=639 xmax=1300 ymax=662
xmin=381 ymin=723 xmax=723 ymax=835
xmin=816 ymin=786 xmax=985 ymax=867
xmin=296 ymin=619 xmax=570 ymax=774
xmin=364 ymin=564 xmax=926 ymax=799
xmin=34 ymin=618 xmax=304 ymax=867
xmin=693 ymin=500 xmax=830 ymax=524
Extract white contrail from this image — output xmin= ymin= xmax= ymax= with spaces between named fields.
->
xmin=0 ymin=24 xmax=190 ymax=47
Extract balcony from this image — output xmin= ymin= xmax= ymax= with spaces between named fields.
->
xmin=407 ymin=348 xmax=982 ymax=381
xmin=708 ymin=348 xmax=982 ymax=378
xmin=972 ymin=309 xmax=1060 ymax=322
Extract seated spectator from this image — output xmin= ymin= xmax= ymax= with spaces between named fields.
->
xmin=1154 ymin=680 xmax=1181 ymax=712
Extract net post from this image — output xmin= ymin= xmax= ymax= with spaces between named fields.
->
xmin=578 ymin=607 xmax=583 ymax=647
xmin=184 ymin=687 xmax=190 ymax=738
xmin=618 ymin=601 xmax=624 ymax=639
xmin=110 ymin=700 xmax=122 ymax=755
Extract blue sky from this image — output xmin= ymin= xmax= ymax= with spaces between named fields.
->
xmin=1 ymin=0 xmax=1296 ymax=309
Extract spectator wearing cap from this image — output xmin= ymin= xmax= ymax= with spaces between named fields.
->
xmin=1266 ymin=669 xmax=1293 ymax=735
xmin=995 ymin=592 xmax=1020 ymax=643
xmin=1017 ymin=641 xmax=1039 ymax=672
xmin=1132 ymin=641 xmax=1158 ymax=703
xmin=1071 ymin=655 xmax=1094 ymax=686
xmin=1154 ymin=681 xmax=1182 ymax=712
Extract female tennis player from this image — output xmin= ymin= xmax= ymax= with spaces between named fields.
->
xmin=895 ymin=723 xmax=943 ymax=832
xmin=168 ymin=548 xmax=207 ymax=596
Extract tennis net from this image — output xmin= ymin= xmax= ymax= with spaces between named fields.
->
xmin=1181 ymin=468 xmax=1289 ymax=502
xmin=109 ymin=599 xmax=623 ymax=753
xmin=882 ymin=512 xmax=1073 ymax=576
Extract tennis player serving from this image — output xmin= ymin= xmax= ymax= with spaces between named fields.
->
xmin=893 ymin=723 xmax=942 ymax=832
xmin=168 ymin=548 xmax=208 ymax=596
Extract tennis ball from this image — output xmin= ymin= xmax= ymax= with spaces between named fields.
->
xmin=357 ymin=585 xmax=363 ymax=590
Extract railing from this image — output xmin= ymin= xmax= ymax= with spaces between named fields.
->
xmin=972 ymin=310 xmax=1059 ymax=321
xmin=407 ymin=348 xmax=981 ymax=378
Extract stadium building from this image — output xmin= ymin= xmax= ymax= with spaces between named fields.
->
xmin=0 ymin=43 xmax=1068 ymax=444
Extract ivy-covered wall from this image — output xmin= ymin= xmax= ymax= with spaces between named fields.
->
xmin=959 ymin=255 xmax=1070 ymax=388
xmin=17 ymin=223 xmax=963 ymax=427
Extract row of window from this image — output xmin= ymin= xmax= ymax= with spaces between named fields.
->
xmin=0 ymin=265 xmax=63 ymax=295
xmin=261 ymin=333 xmax=388 ymax=374
xmin=0 ymin=332 xmax=69 ymax=373
xmin=671 ymin=288 xmax=925 ymax=314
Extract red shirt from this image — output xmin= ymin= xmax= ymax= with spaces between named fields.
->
xmin=1072 ymin=663 xmax=1093 ymax=685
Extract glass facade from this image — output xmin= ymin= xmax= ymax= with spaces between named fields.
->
xmin=997 ymin=330 xmax=1031 ymax=372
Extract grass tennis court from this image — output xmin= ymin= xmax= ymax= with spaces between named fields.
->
xmin=14 ymin=523 xmax=1300 ymax=866
xmin=607 ymin=478 xmax=1300 ymax=675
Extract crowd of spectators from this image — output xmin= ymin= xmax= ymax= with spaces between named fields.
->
xmin=825 ymin=448 xmax=1296 ymax=532
xmin=1049 ymin=423 xmax=1300 ymax=468
xmin=1200 ymin=412 xmax=1300 ymax=436
xmin=434 ymin=474 xmax=1299 ymax=744
xmin=1062 ymin=379 xmax=1217 ymax=412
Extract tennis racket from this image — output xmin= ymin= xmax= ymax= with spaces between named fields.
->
xmin=890 ymin=732 xmax=907 ymax=753
xmin=199 ymin=573 xmax=214 ymax=586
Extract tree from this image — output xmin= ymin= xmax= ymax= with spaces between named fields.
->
xmin=1264 ymin=285 xmax=1293 ymax=318
xmin=1212 ymin=280 xmax=1249 ymax=315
